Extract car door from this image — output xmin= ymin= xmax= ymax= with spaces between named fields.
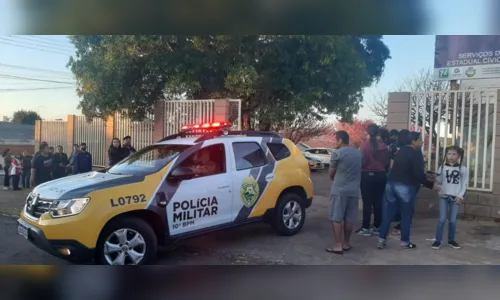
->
xmin=228 ymin=138 xmax=278 ymax=223
xmin=165 ymin=141 xmax=233 ymax=236
xmin=317 ymin=149 xmax=332 ymax=164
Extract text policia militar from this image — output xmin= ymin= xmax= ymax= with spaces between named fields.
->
xmin=446 ymin=50 xmax=500 ymax=67
xmin=171 ymin=196 xmax=219 ymax=229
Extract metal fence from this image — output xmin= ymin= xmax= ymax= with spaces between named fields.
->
xmin=409 ymin=90 xmax=497 ymax=191
xmin=115 ymin=112 xmax=155 ymax=151
xmin=229 ymin=99 xmax=242 ymax=130
xmin=40 ymin=120 xmax=67 ymax=150
xmin=37 ymin=99 xmax=242 ymax=167
xmin=163 ymin=100 xmax=215 ymax=136
xmin=73 ymin=116 xmax=107 ymax=167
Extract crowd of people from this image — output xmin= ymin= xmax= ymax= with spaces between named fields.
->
xmin=1 ymin=135 xmax=138 ymax=191
xmin=1 ymin=142 xmax=94 ymax=190
xmin=327 ymin=124 xmax=468 ymax=253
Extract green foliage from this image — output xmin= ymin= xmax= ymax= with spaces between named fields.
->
xmin=11 ymin=110 xmax=41 ymax=125
xmin=68 ymin=35 xmax=390 ymax=125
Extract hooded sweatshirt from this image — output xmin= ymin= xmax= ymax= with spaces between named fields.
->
xmin=360 ymin=139 xmax=389 ymax=172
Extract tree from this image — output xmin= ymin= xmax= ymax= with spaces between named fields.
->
xmin=303 ymin=119 xmax=373 ymax=148
xmin=68 ymin=35 xmax=390 ymax=127
xmin=1 ymin=116 xmax=10 ymax=122
xmin=11 ymin=110 xmax=41 ymax=125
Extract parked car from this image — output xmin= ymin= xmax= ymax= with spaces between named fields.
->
xmin=302 ymin=148 xmax=333 ymax=166
xmin=302 ymin=152 xmax=325 ymax=172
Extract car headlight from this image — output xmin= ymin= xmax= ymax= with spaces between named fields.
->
xmin=49 ymin=198 xmax=90 ymax=218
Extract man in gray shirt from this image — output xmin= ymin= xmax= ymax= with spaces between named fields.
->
xmin=326 ymin=130 xmax=363 ymax=255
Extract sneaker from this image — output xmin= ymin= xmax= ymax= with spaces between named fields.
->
xmin=431 ymin=241 xmax=441 ymax=250
xmin=448 ymin=241 xmax=461 ymax=249
xmin=401 ymin=242 xmax=417 ymax=250
xmin=371 ymin=227 xmax=380 ymax=236
xmin=355 ymin=228 xmax=371 ymax=237
xmin=2 ymin=187 xmax=8 ymax=190
xmin=377 ymin=241 xmax=387 ymax=249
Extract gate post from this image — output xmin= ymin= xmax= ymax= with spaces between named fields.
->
xmin=153 ymin=100 xmax=166 ymax=142
xmin=104 ymin=115 xmax=115 ymax=167
xmin=66 ymin=115 xmax=75 ymax=153
xmin=34 ymin=120 xmax=42 ymax=148
xmin=386 ymin=92 xmax=411 ymax=130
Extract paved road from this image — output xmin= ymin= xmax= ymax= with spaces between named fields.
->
xmin=2 ymin=169 xmax=500 ymax=265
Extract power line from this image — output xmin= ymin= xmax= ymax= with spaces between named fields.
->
xmin=0 ymin=40 xmax=70 ymax=56
xmin=29 ymin=35 xmax=73 ymax=46
xmin=0 ymin=74 xmax=75 ymax=85
xmin=0 ymin=63 xmax=74 ymax=78
xmin=1 ymin=36 xmax=73 ymax=54
xmin=0 ymin=86 xmax=74 ymax=92
xmin=8 ymin=36 xmax=75 ymax=52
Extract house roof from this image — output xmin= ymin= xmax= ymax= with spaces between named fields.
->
xmin=0 ymin=122 xmax=34 ymax=142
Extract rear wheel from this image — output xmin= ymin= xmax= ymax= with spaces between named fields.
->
xmin=96 ymin=217 xmax=158 ymax=265
xmin=271 ymin=193 xmax=306 ymax=236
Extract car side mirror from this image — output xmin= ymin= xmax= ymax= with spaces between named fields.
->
xmin=168 ymin=166 xmax=195 ymax=181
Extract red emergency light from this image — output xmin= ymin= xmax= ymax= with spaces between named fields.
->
xmin=180 ymin=121 xmax=232 ymax=132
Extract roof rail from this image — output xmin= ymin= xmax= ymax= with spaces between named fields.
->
xmin=194 ymin=130 xmax=281 ymax=143
xmin=158 ymin=130 xmax=282 ymax=144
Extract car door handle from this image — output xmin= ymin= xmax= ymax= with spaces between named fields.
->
xmin=218 ymin=185 xmax=230 ymax=189
xmin=265 ymin=174 xmax=274 ymax=181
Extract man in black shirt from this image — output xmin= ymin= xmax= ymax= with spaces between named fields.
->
xmin=30 ymin=143 xmax=53 ymax=187
xmin=123 ymin=136 xmax=137 ymax=156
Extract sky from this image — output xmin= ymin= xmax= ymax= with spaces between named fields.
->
xmin=0 ymin=35 xmax=438 ymax=121
xmin=0 ymin=0 xmax=493 ymax=120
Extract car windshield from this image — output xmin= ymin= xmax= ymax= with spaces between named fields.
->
xmin=107 ymin=144 xmax=192 ymax=176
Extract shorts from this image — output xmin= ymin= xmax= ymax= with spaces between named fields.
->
xmin=329 ymin=194 xmax=358 ymax=223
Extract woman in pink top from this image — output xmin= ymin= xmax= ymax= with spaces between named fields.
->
xmin=355 ymin=124 xmax=390 ymax=237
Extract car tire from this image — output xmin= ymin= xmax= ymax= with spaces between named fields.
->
xmin=96 ymin=217 xmax=158 ymax=265
xmin=271 ymin=193 xmax=306 ymax=236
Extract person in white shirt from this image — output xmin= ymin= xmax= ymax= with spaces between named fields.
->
xmin=432 ymin=146 xmax=468 ymax=250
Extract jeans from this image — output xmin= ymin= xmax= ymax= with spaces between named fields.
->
xmin=394 ymin=186 xmax=420 ymax=225
xmin=435 ymin=195 xmax=460 ymax=242
xmin=22 ymin=170 xmax=31 ymax=188
xmin=3 ymin=167 xmax=9 ymax=187
xmin=379 ymin=182 xmax=417 ymax=245
xmin=360 ymin=171 xmax=387 ymax=229
xmin=11 ymin=175 xmax=20 ymax=190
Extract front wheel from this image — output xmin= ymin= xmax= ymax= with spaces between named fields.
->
xmin=271 ymin=193 xmax=306 ymax=236
xmin=96 ymin=217 xmax=158 ymax=265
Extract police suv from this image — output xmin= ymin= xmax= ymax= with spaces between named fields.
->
xmin=17 ymin=121 xmax=314 ymax=265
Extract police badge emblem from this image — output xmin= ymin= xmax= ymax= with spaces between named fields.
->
xmin=240 ymin=176 xmax=260 ymax=208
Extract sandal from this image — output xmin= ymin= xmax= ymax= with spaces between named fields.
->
xmin=325 ymin=248 xmax=344 ymax=255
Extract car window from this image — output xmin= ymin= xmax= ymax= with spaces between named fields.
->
xmin=318 ymin=149 xmax=329 ymax=155
xmin=108 ymin=144 xmax=191 ymax=176
xmin=267 ymin=143 xmax=291 ymax=161
xmin=177 ymin=144 xmax=226 ymax=178
xmin=233 ymin=142 xmax=268 ymax=171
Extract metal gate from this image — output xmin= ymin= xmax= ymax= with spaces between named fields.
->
xmin=409 ymin=90 xmax=497 ymax=191
xmin=115 ymin=112 xmax=155 ymax=151
xmin=74 ymin=116 xmax=107 ymax=167
xmin=163 ymin=99 xmax=242 ymax=137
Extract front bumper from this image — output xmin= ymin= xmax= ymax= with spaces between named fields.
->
xmin=308 ymin=162 xmax=325 ymax=170
xmin=17 ymin=218 xmax=95 ymax=264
